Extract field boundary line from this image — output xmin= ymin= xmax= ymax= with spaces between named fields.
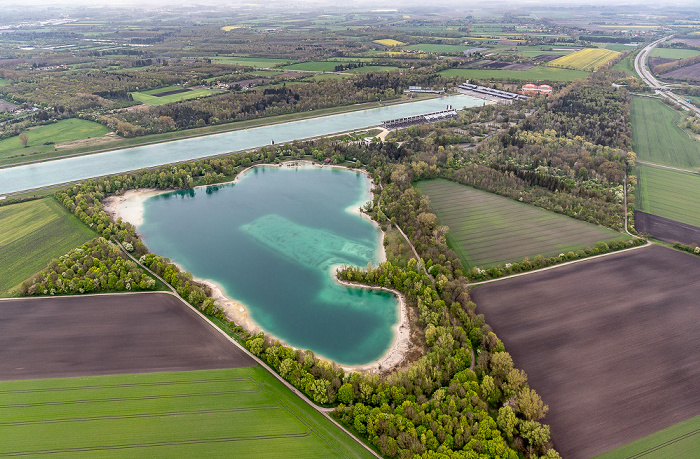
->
xmin=636 ymin=159 xmax=700 ymax=175
xmin=114 ymin=240 xmax=382 ymax=459
xmin=469 ymin=241 xmax=654 ymax=287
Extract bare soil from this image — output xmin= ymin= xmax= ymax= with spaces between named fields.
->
xmin=533 ymin=54 xmax=561 ymax=62
xmin=635 ymin=210 xmax=700 ymax=245
xmin=0 ymin=293 xmax=254 ymax=381
xmin=502 ymin=63 xmax=535 ymax=71
xmin=0 ymin=99 xmax=17 ymax=112
xmin=662 ymin=61 xmax=700 ymax=81
xmin=470 ymin=245 xmax=700 ymax=458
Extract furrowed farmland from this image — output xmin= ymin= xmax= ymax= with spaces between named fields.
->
xmin=470 ymin=245 xmax=700 ymax=459
xmin=631 ymin=96 xmax=700 ymax=169
xmin=635 ymin=164 xmax=700 ymax=228
xmin=548 ymin=48 xmax=621 ymax=71
xmin=597 ymin=414 xmax=700 ymax=459
xmin=0 ymin=198 xmax=95 ymax=295
xmin=416 ymin=179 xmax=629 ymax=268
xmin=0 ymin=367 xmax=371 ymax=458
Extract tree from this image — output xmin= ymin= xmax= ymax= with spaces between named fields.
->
xmin=19 ymin=133 xmax=28 ymax=147
xmin=517 ymin=388 xmax=549 ymax=421
xmin=338 ymin=383 xmax=355 ymax=404
xmin=497 ymin=406 xmax=519 ymax=442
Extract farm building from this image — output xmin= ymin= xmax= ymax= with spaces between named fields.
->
xmin=520 ymin=83 xmax=553 ymax=96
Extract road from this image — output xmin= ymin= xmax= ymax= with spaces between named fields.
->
xmin=635 ymin=35 xmax=700 ymax=115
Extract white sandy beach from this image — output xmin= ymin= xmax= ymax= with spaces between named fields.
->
xmin=103 ymin=163 xmax=410 ymax=373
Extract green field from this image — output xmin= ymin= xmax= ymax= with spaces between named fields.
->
xmin=0 ymin=119 xmax=110 ymax=162
xmin=635 ymin=164 xmax=700 ymax=227
xmin=417 ymin=179 xmax=630 ymax=268
xmin=631 ymin=96 xmax=700 ymax=169
xmin=649 ymin=47 xmax=700 ymax=59
xmin=211 ymin=56 xmax=295 ymax=68
xmin=439 ymin=66 xmax=589 ymax=82
xmin=0 ymin=367 xmax=372 ymax=458
xmin=596 ymin=415 xmax=700 ymax=459
xmin=0 ymin=198 xmax=96 ymax=295
xmin=404 ymin=43 xmax=468 ymax=53
xmin=0 ymin=78 xmax=9 ymax=86
xmin=131 ymin=87 xmax=222 ymax=106
xmin=281 ymin=61 xmax=398 ymax=73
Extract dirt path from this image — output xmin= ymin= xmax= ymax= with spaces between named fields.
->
xmin=636 ymin=159 xmax=700 ymax=174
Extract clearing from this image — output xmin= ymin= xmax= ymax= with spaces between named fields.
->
xmin=0 ymin=198 xmax=96 ymax=295
xmin=635 ymin=163 xmax=700 ymax=228
xmin=470 ymin=245 xmax=700 ymax=459
xmin=131 ymin=86 xmax=222 ymax=106
xmin=211 ymin=56 xmax=295 ymax=68
xmin=416 ymin=179 xmax=630 ymax=268
xmin=0 ymin=367 xmax=371 ymax=458
xmin=631 ymin=96 xmax=700 ymax=169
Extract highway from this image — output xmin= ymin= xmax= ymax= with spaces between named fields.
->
xmin=635 ymin=34 xmax=700 ymax=115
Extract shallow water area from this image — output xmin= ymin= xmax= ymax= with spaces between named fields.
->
xmin=137 ymin=165 xmax=398 ymax=365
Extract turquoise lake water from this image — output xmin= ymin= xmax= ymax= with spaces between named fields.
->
xmin=1 ymin=94 xmax=481 ymax=195
xmin=137 ymin=166 xmax=398 ymax=365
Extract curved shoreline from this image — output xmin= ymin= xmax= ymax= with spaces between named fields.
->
xmin=102 ymin=162 xmax=408 ymax=373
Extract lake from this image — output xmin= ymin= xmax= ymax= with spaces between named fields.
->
xmin=136 ymin=165 xmax=398 ymax=366
xmin=1 ymin=94 xmax=482 ymax=195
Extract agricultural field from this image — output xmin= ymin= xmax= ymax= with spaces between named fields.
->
xmin=0 ymin=366 xmax=371 ymax=458
xmin=373 ymin=39 xmax=405 ymax=47
xmin=548 ymin=48 xmax=621 ymax=71
xmin=635 ymin=164 xmax=700 ymax=228
xmin=0 ymin=198 xmax=96 ymax=295
xmin=631 ymin=96 xmax=700 ymax=169
xmin=597 ymin=415 xmax=700 ymax=459
xmin=470 ymin=245 xmax=700 ymax=459
xmin=439 ymin=66 xmax=589 ymax=82
xmin=661 ymin=61 xmax=700 ymax=81
xmin=649 ymin=47 xmax=700 ymax=59
xmin=416 ymin=179 xmax=630 ymax=269
xmin=281 ymin=61 xmax=398 ymax=73
xmin=0 ymin=119 xmax=111 ymax=164
xmin=403 ymin=43 xmax=467 ymax=53
xmin=210 ymin=56 xmax=295 ymax=68
xmin=131 ymin=87 xmax=223 ymax=106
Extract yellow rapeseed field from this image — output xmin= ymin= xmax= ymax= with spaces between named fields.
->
xmin=374 ymin=39 xmax=406 ymax=47
xmin=547 ymin=48 xmax=621 ymax=72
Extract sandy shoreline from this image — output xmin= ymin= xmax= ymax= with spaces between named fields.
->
xmin=103 ymin=162 xmax=409 ymax=373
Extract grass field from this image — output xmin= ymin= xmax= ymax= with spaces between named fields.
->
xmin=649 ymin=48 xmax=700 ymax=59
xmin=0 ymin=78 xmax=9 ymax=86
xmin=417 ymin=179 xmax=630 ymax=268
xmin=403 ymin=43 xmax=467 ymax=53
xmin=631 ymin=96 xmax=700 ymax=169
xmin=0 ymin=198 xmax=95 ymax=295
xmin=281 ymin=61 xmax=398 ymax=73
xmin=596 ymin=415 xmax=700 ymax=459
xmin=211 ymin=56 xmax=295 ymax=68
xmin=0 ymin=119 xmax=110 ymax=163
xmin=548 ymin=48 xmax=622 ymax=71
xmin=439 ymin=66 xmax=589 ymax=82
xmin=131 ymin=87 xmax=222 ymax=106
xmin=0 ymin=367 xmax=372 ymax=458
xmin=635 ymin=164 xmax=700 ymax=227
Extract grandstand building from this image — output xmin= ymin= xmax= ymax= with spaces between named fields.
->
xmin=456 ymin=82 xmax=527 ymax=104
xmin=382 ymin=106 xmax=458 ymax=129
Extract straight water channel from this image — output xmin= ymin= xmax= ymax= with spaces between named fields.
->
xmin=137 ymin=165 xmax=396 ymax=365
xmin=0 ymin=94 xmax=482 ymax=195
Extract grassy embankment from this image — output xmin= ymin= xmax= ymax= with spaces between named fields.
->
xmin=439 ymin=67 xmax=589 ymax=82
xmin=0 ymin=198 xmax=96 ymax=295
xmin=631 ymin=96 xmax=700 ymax=169
xmin=635 ymin=164 xmax=700 ymax=227
xmin=0 ymin=119 xmax=110 ymax=165
xmin=596 ymin=415 xmax=700 ymax=459
xmin=417 ymin=179 xmax=631 ymax=269
xmin=0 ymin=95 xmax=434 ymax=169
xmin=0 ymin=367 xmax=373 ymax=458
